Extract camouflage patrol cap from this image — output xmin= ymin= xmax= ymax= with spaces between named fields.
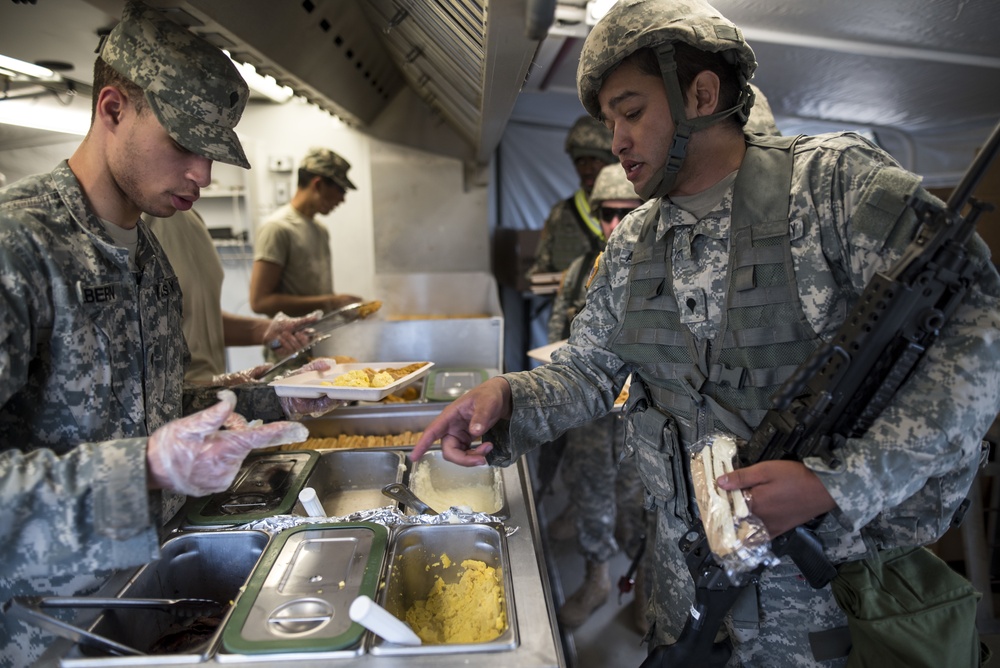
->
xmin=577 ymin=0 xmax=756 ymax=120
xmin=565 ymin=115 xmax=615 ymax=163
xmin=300 ymin=147 xmax=357 ymax=191
xmin=590 ymin=163 xmax=640 ymax=207
xmin=100 ymin=0 xmax=250 ymax=169
xmin=744 ymin=83 xmax=781 ymax=136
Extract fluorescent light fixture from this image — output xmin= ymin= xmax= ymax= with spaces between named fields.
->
xmin=0 ymin=54 xmax=54 ymax=79
xmin=0 ymin=98 xmax=90 ymax=135
xmin=225 ymin=52 xmax=293 ymax=103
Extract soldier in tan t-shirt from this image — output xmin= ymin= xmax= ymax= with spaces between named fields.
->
xmin=146 ymin=209 xmax=316 ymax=382
xmin=250 ymin=147 xmax=364 ymax=317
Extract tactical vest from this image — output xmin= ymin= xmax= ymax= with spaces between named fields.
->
xmin=549 ymin=190 xmax=604 ymax=272
xmin=611 ymin=135 xmax=820 ymax=447
xmin=559 ymin=248 xmax=602 ymax=339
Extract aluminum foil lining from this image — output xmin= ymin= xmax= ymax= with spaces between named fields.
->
xmin=234 ymin=506 xmax=519 ymax=538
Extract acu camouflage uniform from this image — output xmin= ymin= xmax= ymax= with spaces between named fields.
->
xmin=547 ymin=198 xmax=646 ymax=564
xmin=0 ymin=3 xmax=285 ymax=665
xmin=0 ymin=167 xmax=292 ymax=668
xmin=485 ymin=132 xmax=1000 ymax=666
xmin=492 ymin=1 xmax=999 ymax=664
xmin=528 ymin=116 xmax=615 ymax=277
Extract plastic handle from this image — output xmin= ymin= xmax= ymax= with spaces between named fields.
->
xmin=349 ymin=595 xmax=422 ymax=646
xmin=298 ymin=487 xmax=327 ymax=517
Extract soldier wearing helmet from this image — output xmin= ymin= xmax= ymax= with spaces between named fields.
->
xmin=548 ymin=163 xmax=644 ymax=343
xmin=527 ymin=115 xmax=615 ymax=280
xmin=413 ymin=1 xmax=1000 ymax=666
xmin=545 ymin=163 xmax=649 ymax=633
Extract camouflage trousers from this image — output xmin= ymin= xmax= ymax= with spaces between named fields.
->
xmin=648 ymin=509 xmax=848 ymax=667
xmin=560 ymin=413 xmax=646 ymax=562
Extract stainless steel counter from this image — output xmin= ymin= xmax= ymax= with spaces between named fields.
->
xmin=40 ymin=456 xmax=564 ymax=667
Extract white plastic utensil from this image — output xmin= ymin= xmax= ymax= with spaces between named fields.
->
xmin=298 ymin=487 xmax=327 ymax=517
xmin=349 ymin=595 xmax=422 ymax=646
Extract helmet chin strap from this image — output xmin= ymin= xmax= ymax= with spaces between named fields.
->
xmin=639 ymin=42 xmax=747 ymax=201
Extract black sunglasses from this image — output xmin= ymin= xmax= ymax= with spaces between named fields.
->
xmin=598 ymin=206 xmax=634 ymax=223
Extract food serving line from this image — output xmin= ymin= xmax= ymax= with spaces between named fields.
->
xmin=35 ymin=274 xmax=566 ymax=667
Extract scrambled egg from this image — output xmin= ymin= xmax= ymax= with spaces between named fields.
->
xmin=330 ymin=369 xmax=371 ymax=387
xmin=405 ymin=559 xmax=505 ymax=644
xmin=370 ymin=371 xmax=394 ymax=387
xmin=324 ymin=368 xmax=400 ymax=388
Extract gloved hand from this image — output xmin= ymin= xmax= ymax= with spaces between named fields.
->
xmin=265 ymin=310 xmax=323 ymax=357
xmin=276 ymin=358 xmax=348 ymax=420
xmin=147 ymin=390 xmax=309 ymax=497
xmin=211 ymin=363 xmax=273 ymax=387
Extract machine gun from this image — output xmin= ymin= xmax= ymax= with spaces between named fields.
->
xmin=640 ymin=117 xmax=1000 ymax=668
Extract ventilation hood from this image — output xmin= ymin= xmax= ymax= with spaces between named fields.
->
xmin=85 ymin=0 xmax=548 ymax=168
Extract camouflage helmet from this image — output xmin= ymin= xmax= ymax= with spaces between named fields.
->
xmin=564 ymin=115 xmax=615 ymax=164
xmin=577 ymin=0 xmax=757 ymax=199
xmin=589 ymin=163 xmax=640 ymax=207
xmin=577 ymin=0 xmax=756 ymax=119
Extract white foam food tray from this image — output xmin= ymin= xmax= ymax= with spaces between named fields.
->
xmin=269 ymin=362 xmax=433 ymax=401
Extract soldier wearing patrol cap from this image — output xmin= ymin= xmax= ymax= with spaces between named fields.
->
xmin=0 ymin=3 xmax=334 ymax=665
xmin=528 ymin=115 xmax=616 ymax=279
xmin=411 ymin=0 xmax=1000 ymax=666
xmin=250 ymin=147 xmax=365 ymax=319
xmin=97 ymin=0 xmax=251 ymax=172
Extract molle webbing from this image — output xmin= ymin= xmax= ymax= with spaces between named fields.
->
xmin=611 ymin=135 xmax=820 ymax=443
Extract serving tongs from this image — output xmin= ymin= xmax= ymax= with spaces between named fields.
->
xmin=260 ymin=300 xmax=383 ymax=383
xmin=3 ymin=596 xmax=223 ymax=657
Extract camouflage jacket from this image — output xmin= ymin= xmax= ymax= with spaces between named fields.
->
xmin=488 ymin=133 xmax=1000 ymax=562
xmin=547 ymin=249 xmax=601 ymax=343
xmin=0 ymin=163 xmax=288 ymax=665
xmin=528 ymin=191 xmax=604 ymax=277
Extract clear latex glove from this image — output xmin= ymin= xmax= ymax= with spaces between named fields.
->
xmin=147 ymin=390 xmax=309 ymax=497
xmin=265 ymin=310 xmax=323 ymax=357
xmin=211 ymin=363 xmax=273 ymax=387
xmin=276 ymin=358 xmax=348 ymax=419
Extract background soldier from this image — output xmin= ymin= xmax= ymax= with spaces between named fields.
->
xmin=547 ymin=163 xmax=649 ymax=632
xmin=528 ymin=115 xmax=616 ymax=279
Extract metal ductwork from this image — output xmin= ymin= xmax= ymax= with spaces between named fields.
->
xmin=92 ymin=0 xmax=546 ymax=168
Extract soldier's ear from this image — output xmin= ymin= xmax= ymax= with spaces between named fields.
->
xmin=95 ymin=86 xmax=127 ymax=128
xmin=689 ymin=70 xmax=721 ymax=118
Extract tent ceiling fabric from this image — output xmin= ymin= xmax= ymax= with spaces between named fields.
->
xmin=532 ymin=0 xmax=1000 ymax=183
xmin=539 ymin=0 xmax=1000 ymax=133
